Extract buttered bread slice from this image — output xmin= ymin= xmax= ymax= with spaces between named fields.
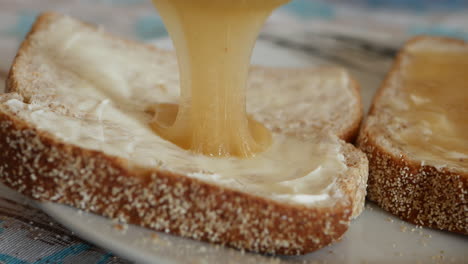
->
xmin=0 ymin=13 xmax=367 ymax=254
xmin=358 ymin=37 xmax=467 ymax=234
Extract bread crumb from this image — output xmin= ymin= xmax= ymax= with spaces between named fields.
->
xmin=113 ymin=223 xmax=128 ymax=231
xmin=400 ymin=225 xmax=407 ymax=232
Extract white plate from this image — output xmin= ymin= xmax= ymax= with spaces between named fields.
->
xmin=34 ymin=39 xmax=468 ymax=264
xmin=37 ymin=201 xmax=467 ymax=264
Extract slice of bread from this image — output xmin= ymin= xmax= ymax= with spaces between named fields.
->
xmin=358 ymin=36 xmax=467 ymax=235
xmin=0 ymin=13 xmax=368 ymax=254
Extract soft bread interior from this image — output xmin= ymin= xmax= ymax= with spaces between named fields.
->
xmin=2 ymin=14 xmax=365 ymax=209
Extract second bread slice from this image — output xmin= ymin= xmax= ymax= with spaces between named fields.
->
xmin=358 ymin=36 xmax=467 ymax=235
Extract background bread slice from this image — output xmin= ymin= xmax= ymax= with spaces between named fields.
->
xmin=0 ymin=13 xmax=368 ymax=254
xmin=358 ymin=36 xmax=467 ymax=235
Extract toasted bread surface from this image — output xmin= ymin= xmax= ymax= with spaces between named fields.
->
xmin=0 ymin=13 xmax=368 ymax=254
xmin=358 ymin=36 xmax=467 ymax=234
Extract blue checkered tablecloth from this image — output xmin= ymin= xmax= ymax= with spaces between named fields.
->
xmin=0 ymin=186 xmax=129 ymax=264
xmin=1 ymin=0 xmax=467 ymax=263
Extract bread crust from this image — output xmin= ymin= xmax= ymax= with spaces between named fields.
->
xmin=358 ymin=36 xmax=468 ymax=235
xmin=343 ymin=78 xmax=362 ymax=143
xmin=0 ymin=108 xmax=367 ymax=254
xmin=0 ymin=12 xmax=368 ymax=254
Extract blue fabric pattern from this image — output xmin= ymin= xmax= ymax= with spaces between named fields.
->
xmin=6 ymin=11 xmax=38 ymax=39
xmin=284 ymin=0 xmax=335 ymax=18
xmin=135 ymin=15 xmax=167 ymax=40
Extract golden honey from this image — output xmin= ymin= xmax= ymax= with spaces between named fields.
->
xmin=150 ymin=0 xmax=289 ymax=157
xmin=398 ymin=49 xmax=468 ymax=166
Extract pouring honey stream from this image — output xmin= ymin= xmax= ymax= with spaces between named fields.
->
xmin=150 ymin=0 xmax=290 ymax=158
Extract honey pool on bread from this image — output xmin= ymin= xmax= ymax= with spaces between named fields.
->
xmin=1 ymin=15 xmax=358 ymax=205
xmin=389 ymin=43 xmax=468 ymax=168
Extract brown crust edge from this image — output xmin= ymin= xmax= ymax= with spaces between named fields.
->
xmin=342 ymin=77 xmax=363 ymax=143
xmin=6 ymin=13 xmax=55 ymax=95
xmin=358 ymin=36 xmax=468 ymax=235
xmin=0 ymin=12 xmax=368 ymax=254
xmin=0 ymin=105 xmax=353 ymax=255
